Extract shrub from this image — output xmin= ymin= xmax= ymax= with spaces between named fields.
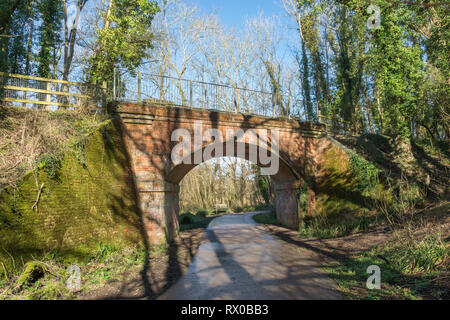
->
xmin=348 ymin=152 xmax=380 ymax=192
xmin=252 ymin=212 xmax=280 ymax=225
xmin=89 ymin=242 xmax=118 ymax=263
xmin=375 ymin=178 xmax=424 ymax=225
xmin=38 ymin=153 xmax=62 ymax=179
xmin=196 ymin=210 xmax=207 ymax=218
xmin=233 ymin=206 xmax=243 ymax=213
xmin=180 ymin=214 xmax=192 ymax=225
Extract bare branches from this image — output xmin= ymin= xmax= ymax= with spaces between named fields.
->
xmin=179 ymin=158 xmax=264 ymax=212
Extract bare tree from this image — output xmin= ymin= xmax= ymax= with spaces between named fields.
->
xmin=148 ymin=0 xmax=217 ymax=100
xmin=179 ymin=158 xmax=263 ymax=213
xmin=246 ymin=13 xmax=289 ymax=116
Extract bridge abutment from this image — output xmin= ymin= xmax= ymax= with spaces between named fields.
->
xmin=136 ymin=180 xmax=180 ymax=245
xmin=274 ymin=180 xmax=299 ymax=228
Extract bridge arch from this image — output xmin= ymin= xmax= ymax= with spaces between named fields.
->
xmin=166 ymin=140 xmax=300 ymax=230
xmin=165 ymin=141 xmax=300 ymax=184
xmin=118 ymin=103 xmax=329 ymax=245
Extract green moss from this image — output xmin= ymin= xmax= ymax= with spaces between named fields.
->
xmin=0 ymin=118 xmax=142 ymax=280
xmin=14 ymin=261 xmax=48 ymax=290
xmin=303 ymin=144 xmax=386 ymax=238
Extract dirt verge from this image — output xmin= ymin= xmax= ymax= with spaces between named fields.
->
xmin=79 ymin=228 xmax=206 ymax=300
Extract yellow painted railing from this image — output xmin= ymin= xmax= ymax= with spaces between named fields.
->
xmin=0 ymin=72 xmax=103 ymax=109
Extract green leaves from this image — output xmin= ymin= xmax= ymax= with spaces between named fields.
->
xmin=88 ymin=0 xmax=160 ymax=87
xmin=348 ymin=152 xmax=380 ymax=192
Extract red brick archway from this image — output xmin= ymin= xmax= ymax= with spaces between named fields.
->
xmin=117 ymin=103 xmax=336 ymax=244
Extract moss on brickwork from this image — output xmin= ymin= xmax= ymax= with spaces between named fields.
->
xmin=0 ymin=118 xmax=142 ymax=278
xmin=301 ymin=144 xmax=385 ymax=238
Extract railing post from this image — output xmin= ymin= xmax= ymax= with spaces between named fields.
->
xmin=271 ymin=93 xmax=274 ymax=116
xmin=160 ymin=76 xmax=164 ymax=101
xmin=189 ymin=80 xmax=193 ymax=107
xmin=102 ymin=81 xmax=107 ymax=112
xmin=138 ymin=72 xmax=142 ymax=103
xmin=204 ymin=85 xmax=207 ymax=110
xmin=233 ymin=88 xmax=238 ymax=113
xmin=201 ymin=82 xmax=205 ymax=109
xmin=113 ymin=68 xmax=116 ymax=100
xmin=46 ymin=82 xmax=51 ymax=110
xmin=262 ymin=93 xmax=265 ymax=116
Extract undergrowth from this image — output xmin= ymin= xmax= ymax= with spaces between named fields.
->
xmin=252 ymin=212 xmax=281 ymax=226
xmin=0 ymin=106 xmax=107 ymax=189
xmin=325 ymin=232 xmax=449 ymax=300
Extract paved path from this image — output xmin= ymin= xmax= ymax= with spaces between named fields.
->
xmin=159 ymin=212 xmax=340 ymax=300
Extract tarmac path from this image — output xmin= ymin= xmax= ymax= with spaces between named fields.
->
xmin=159 ymin=212 xmax=340 ymax=300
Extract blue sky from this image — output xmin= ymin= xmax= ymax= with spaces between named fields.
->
xmin=194 ymin=0 xmax=286 ymax=28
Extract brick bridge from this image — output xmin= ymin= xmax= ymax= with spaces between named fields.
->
xmin=117 ymin=102 xmax=345 ymax=245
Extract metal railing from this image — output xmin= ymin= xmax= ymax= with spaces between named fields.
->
xmin=0 ymin=72 xmax=106 ymax=110
xmin=113 ymin=69 xmax=306 ymax=119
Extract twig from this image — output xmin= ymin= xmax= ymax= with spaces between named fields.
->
xmin=0 ymin=261 xmax=9 ymax=281
xmin=31 ymin=183 xmax=44 ymax=213
xmin=377 ymin=254 xmax=390 ymax=264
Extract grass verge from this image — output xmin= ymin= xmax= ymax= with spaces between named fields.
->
xmin=324 ymin=234 xmax=449 ymax=300
xmin=252 ymin=212 xmax=281 ymax=225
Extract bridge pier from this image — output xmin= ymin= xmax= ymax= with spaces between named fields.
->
xmin=136 ymin=180 xmax=180 ymax=244
xmin=274 ymin=180 xmax=299 ymax=228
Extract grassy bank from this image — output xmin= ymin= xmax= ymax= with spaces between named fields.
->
xmin=0 ymin=242 xmax=167 ymax=300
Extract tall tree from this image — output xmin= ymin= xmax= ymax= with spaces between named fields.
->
xmin=87 ymin=0 xmax=160 ymax=91
xmin=62 ymin=0 xmax=88 ymax=81
xmin=0 ymin=0 xmax=26 ymax=73
xmin=283 ymin=0 xmax=315 ymax=120
xmin=363 ymin=0 xmax=424 ymax=138
xmin=36 ymin=0 xmax=63 ymax=78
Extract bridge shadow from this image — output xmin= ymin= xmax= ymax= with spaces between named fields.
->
xmin=254 ymin=224 xmax=450 ymax=300
xmin=82 ymin=227 xmax=204 ymax=300
xmin=157 ymin=219 xmax=341 ymax=300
